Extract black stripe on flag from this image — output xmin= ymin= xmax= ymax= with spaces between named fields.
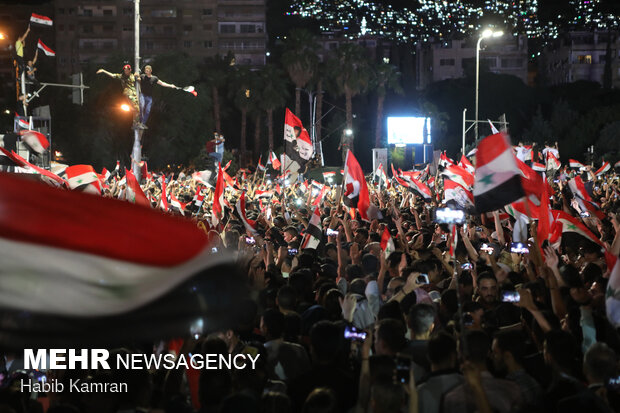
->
xmin=474 ymin=175 xmax=524 ymax=214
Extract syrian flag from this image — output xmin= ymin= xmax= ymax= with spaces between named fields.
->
xmin=257 ymin=155 xmax=266 ymax=172
xmin=16 ymin=117 xmax=30 ymax=130
xmin=178 ymin=85 xmax=198 ymax=97
xmin=443 ymin=178 xmax=474 ymax=209
xmin=401 ymin=176 xmax=432 ymax=201
xmin=269 ymin=152 xmax=281 ymax=170
xmin=440 ymin=164 xmax=474 ymax=189
xmin=193 ymin=188 xmax=205 ymax=209
xmin=473 ymin=132 xmax=524 ymax=213
xmin=18 ymin=130 xmax=49 ymax=154
xmin=236 ymin=192 xmax=258 ymax=236
xmin=615 ymin=160 xmax=620 ymax=170
xmin=568 ymin=176 xmax=592 ymax=203
xmin=124 ymin=168 xmax=150 ymax=207
xmin=596 ymin=161 xmax=610 ymax=177
xmin=0 ymin=147 xmax=66 ymax=187
xmin=37 ymin=39 xmax=55 ymax=57
xmin=343 ymin=151 xmax=371 ymax=221
xmin=284 ymin=108 xmax=312 ymax=166
xmin=569 ymin=159 xmax=585 ymax=169
xmin=169 ymin=193 xmax=188 ymax=215
xmin=439 ymin=152 xmax=455 ymax=167
xmin=301 ymin=207 xmax=322 ymax=250
xmin=255 ymin=190 xmax=273 ymax=198
xmin=192 ymin=170 xmax=211 ymax=186
xmin=297 ymin=128 xmax=314 ymax=161
xmin=312 ymin=184 xmax=329 ymax=206
xmin=458 ymin=155 xmax=475 ymax=174
xmin=323 ymin=171 xmax=336 ymax=182
xmin=30 ymin=13 xmax=53 ymax=26
xmin=380 ymin=226 xmax=395 ymax=258
xmin=65 ymin=165 xmax=101 ymax=195
xmin=532 ymin=162 xmax=546 ymax=172
xmin=159 ymin=175 xmax=169 ymax=211
xmin=0 ymin=172 xmax=248 ymax=348
xmin=212 ymin=164 xmax=225 ymax=227
xmin=222 ymin=159 xmax=232 ymax=172
xmin=375 ymin=163 xmax=389 ymax=188
xmin=488 ymin=120 xmax=499 ymax=134
xmin=607 ymin=260 xmax=620 ymax=328
xmin=546 ymin=151 xmax=561 ymax=171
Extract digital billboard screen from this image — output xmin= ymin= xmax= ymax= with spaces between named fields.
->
xmin=387 ymin=117 xmax=431 ymax=145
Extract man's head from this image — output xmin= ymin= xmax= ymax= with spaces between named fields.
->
xmin=144 ymin=65 xmax=152 ymax=75
xmin=461 ymin=330 xmax=491 ymax=367
xmin=354 ymin=228 xmax=369 ymax=246
xmin=276 ymin=285 xmax=297 ymax=313
xmin=407 ymin=303 xmax=436 ymax=340
xmin=491 ymin=330 xmax=527 ymax=375
xmin=283 ymin=226 xmax=298 ymax=243
xmin=427 ymin=332 xmax=457 ymax=371
xmin=477 ymin=271 xmax=498 ymax=305
xmin=260 ymin=308 xmax=285 ymax=341
xmin=374 ymin=319 xmax=407 ymax=356
xmin=123 ymin=64 xmax=131 ymax=74
xmin=583 ymin=342 xmax=618 ymax=385
xmin=385 ymin=277 xmax=405 ymax=301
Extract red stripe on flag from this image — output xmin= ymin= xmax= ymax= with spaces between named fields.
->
xmin=475 ymin=132 xmax=511 ymax=167
xmin=0 ymin=173 xmax=208 ymax=266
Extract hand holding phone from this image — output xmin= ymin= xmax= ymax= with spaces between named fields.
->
xmin=344 ymin=325 xmax=367 ymax=342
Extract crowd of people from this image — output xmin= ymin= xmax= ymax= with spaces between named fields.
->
xmin=1 ymin=142 xmax=620 ymax=413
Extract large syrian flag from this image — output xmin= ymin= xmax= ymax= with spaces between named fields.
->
xmin=19 ymin=130 xmax=49 ymax=154
xmin=0 ymin=173 xmax=248 ymax=348
xmin=236 ymin=192 xmax=258 ymax=236
xmin=124 ymin=168 xmax=150 ymax=208
xmin=64 ymin=164 xmax=101 ymax=195
xmin=301 ymin=206 xmax=322 ymax=250
xmin=343 ymin=150 xmax=370 ymax=221
xmin=473 ymin=132 xmax=524 ymax=213
xmin=546 ymin=151 xmax=561 ymax=171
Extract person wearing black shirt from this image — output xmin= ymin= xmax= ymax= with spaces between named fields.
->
xmin=139 ymin=65 xmax=176 ymax=125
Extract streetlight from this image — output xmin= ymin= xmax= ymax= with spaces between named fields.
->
xmin=475 ymin=29 xmax=503 ymax=142
xmin=344 ymin=128 xmax=353 ymax=136
xmin=120 ymin=103 xmax=131 ymax=112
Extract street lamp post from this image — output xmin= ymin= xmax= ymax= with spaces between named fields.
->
xmin=132 ymin=0 xmax=142 ymax=181
xmin=475 ymin=29 xmax=503 ymax=143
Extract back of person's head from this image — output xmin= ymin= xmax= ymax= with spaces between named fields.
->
xmin=199 ymin=368 xmax=232 ymax=408
xmin=582 ymin=262 xmax=603 ymax=286
xmin=583 ymin=342 xmax=618 ymax=385
xmin=370 ymin=383 xmax=405 ymax=413
xmin=262 ymin=308 xmax=285 ymax=339
xmin=377 ymin=300 xmax=405 ymax=324
xmin=361 ymin=253 xmax=379 ymax=275
xmin=387 ymin=251 xmax=403 ymax=269
xmin=428 ymin=332 xmax=457 ymax=368
xmin=375 ymin=318 xmax=407 ymax=355
xmin=289 ymin=268 xmax=314 ymax=301
xmin=407 ymin=303 xmax=436 ymax=338
xmin=277 ymin=285 xmax=297 ymax=311
xmin=462 ymin=330 xmax=491 ymax=364
xmin=219 ymin=393 xmax=259 ymax=413
xmin=262 ymin=392 xmax=292 ymax=413
xmin=350 ymin=278 xmax=366 ymax=296
xmin=323 ymin=289 xmax=344 ymax=320
xmin=560 ymin=264 xmax=583 ymax=289
xmin=283 ymin=312 xmax=302 ymax=342
xmin=544 ymin=329 xmax=578 ymax=370
xmin=493 ymin=330 xmax=527 ymax=366
xmin=297 ymin=252 xmax=315 ymax=269
xmin=346 ymin=264 xmax=364 ymax=281
xmin=302 ymin=388 xmax=338 ymax=413
xmin=441 ymin=289 xmax=459 ymax=315
xmin=319 ymin=263 xmax=338 ymax=280
xmin=310 ymin=321 xmax=342 ymax=363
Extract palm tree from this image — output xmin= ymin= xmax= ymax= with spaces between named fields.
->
xmin=259 ymin=64 xmax=289 ymax=150
xmin=372 ymin=62 xmax=403 ymax=147
xmin=230 ymin=67 xmax=255 ymax=166
xmin=202 ymin=52 xmax=234 ymax=134
xmin=327 ymin=43 xmax=372 ymax=132
xmin=281 ymin=29 xmax=319 ymax=118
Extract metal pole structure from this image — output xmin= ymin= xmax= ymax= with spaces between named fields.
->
xmin=462 ymin=108 xmax=467 ymax=156
xmin=21 ymin=71 xmax=27 ymax=118
xmin=475 ymin=36 xmax=483 ymax=144
xmin=132 ymin=0 xmax=142 ymax=181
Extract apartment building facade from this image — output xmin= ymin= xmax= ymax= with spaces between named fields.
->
xmin=415 ymin=35 xmax=529 ymax=89
xmin=540 ymin=31 xmax=620 ymax=87
xmin=53 ymin=0 xmax=266 ymax=80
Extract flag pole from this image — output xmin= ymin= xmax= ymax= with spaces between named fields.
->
xmin=339 ymin=149 xmax=350 ymax=206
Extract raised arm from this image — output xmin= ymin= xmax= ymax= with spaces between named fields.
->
xmin=157 ymin=78 xmax=177 ymax=89
xmin=18 ymin=25 xmax=30 ymax=43
xmin=97 ymin=68 xmax=116 ymax=78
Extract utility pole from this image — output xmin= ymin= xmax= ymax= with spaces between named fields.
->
xmin=132 ymin=0 xmax=142 ymax=181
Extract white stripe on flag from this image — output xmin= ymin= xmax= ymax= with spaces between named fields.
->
xmin=474 ymin=150 xmax=521 ymax=196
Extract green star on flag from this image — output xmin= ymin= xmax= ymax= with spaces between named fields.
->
xmin=479 ymin=173 xmax=494 ymax=186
